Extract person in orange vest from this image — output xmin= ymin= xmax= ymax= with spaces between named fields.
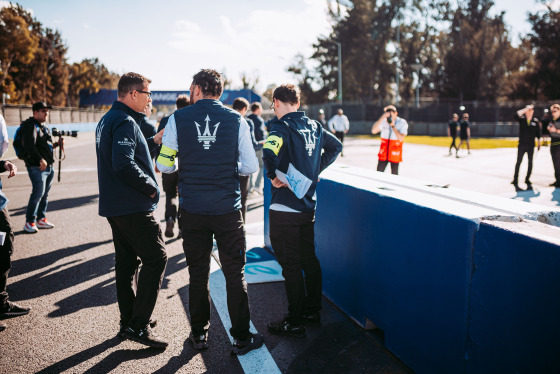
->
xmin=371 ymin=105 xmax=408 ymax=175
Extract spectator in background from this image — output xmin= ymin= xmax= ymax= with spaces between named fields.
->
xmin=371 ymin=105 xmax=408 ymax=175
xmin=158 ymin=95 xmax=190 ymax=238
xmin=547 ymin=104 xmax=560 ymax=188
xmin=21 ymin=102 xmax=62 ymax=233
xmin=317 ymin=109 xmax=327 ymax=129
xmin=233 ymin=97 xmax=258 ymax=223
xmin=0 ymin=113 xmax=30 ymax=332
xmin=140 ymin=102 xmax=158 ymax=159
xmin=448 ymin=113 xmax=459 ymax=157
xmin=457 ymin=113 xmax=471 ymax=156
xmin=511 ymin=105 xmax=541 ymax=190
xmin=247 ymin=102 xmax=267 ymax=194
xmin=328 ymin=109 xmax=350 ymax=156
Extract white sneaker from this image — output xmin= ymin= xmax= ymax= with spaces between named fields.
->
xmin=36 ymin=218 xmax=54 ymax=229
xmin=24 ymin=222 xmax=38 ymax=233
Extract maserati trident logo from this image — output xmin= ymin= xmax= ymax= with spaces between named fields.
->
xmin=298 ymin=121 xmax=318 ymax=156
xmin=195 ymin=115 xmax=220 ymax=150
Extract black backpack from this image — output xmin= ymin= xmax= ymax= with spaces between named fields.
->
xmin=13 ymin=123 xmax=38 ymax=160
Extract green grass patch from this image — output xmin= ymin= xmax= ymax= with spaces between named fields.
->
xmin=351 ymin=134 xmax=518 ymax=149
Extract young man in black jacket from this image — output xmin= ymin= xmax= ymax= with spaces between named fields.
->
xmin=20 ymin=102 xmax=62 ymax=233
xmin=512 ymin=105 xmax=541 ymax=190
xmin=264 ymin=84 xmax=342 ymax=337
xmin=96 ymin=72 xmax=167 ymax=348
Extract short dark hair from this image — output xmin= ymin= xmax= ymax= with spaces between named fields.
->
xmin=232 ymin=97 xmax=250 ymax=111
xmin=273 ymin=84 xmax=300 ymax=105
xmin=176 ymin=94 xmax=190 ymax=109
xmin=250 ymin=102 xmax=262 ymax=112
xmin=192 ymin=69 xmax=223 ymax=98
xmin=118 ymin=72 xmax=151 ymax=98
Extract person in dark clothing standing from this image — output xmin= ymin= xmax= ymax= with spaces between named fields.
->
xmin=139 ymin=102 xmax=158 ymax=159
xmin=264 ymin=84 xmax=342 ymax=338
xmin=96 ymin=72 xmax=168 ymax=349
xmin=247 ymin=102 xmax=267 ymax=193
xmin=232 ymin=97 xmax=258 ymax=223
xmin=156 ymin=69 xmax=262 ymax=355
xmin=158 ymin=95 xmax=190 ymax=238
xmin=0 ymin=158 xmax=31 ymax=332
xmin=548 ymin=104 xmax=560 ymax=187
xmin=448 ymin=113 xmax=459 ymax=157
xmin=21 ymin=102 xmax=62 ymax=233
xmin=457 ymin=113 xmax=471 ymax=156
xmin=512 ymin=105 xmax=541 ymax=190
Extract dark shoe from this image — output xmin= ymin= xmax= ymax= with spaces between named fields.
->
xmin=0 ymin=322 xmax=6 ymax=332
xmin=550 ymin=182 xmax=560 ymax=188
xmin=302 ymin=313 xmax=321 ymax=326
xmin=526 ymin=181 xmax=533 ymax=190
xmin=267 ymin=319 xmax=306 ymax=338
xmin=189 ymin=332 xmax=209 ymax=351
xmin=0 ymin=301 xmax=31 ymax=318
xmin=165 ymin=218 xmax=174 ymax=238
xmin=118 ymin=319 xmax=157 ymax=338
xmin=122 ymin=325 xmax=168 ymax=349
xmin=231 ymin=333 xmax=264 ymax=355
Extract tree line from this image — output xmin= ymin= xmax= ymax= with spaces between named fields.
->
xmin=289 ymin=0 xmax=560 ymax=105
xmin=0 ymin=3 xmax=119 ymax=107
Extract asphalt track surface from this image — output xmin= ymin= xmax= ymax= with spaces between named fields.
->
xmin=0 ymin=134 xmax=413 ymax=374
xmin=0 ymin=134 xmax=557 ymax=373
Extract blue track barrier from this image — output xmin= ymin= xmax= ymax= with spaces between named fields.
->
xmin=263 ymin=164 xmax=560 ymax=374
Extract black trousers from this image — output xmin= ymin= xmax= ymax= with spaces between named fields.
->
xmin=0 ymin=208 xmax=14 ymax=308
xmin=107 ymin=212 xmax=167 ymax=329
xmin=269 ymin=210 xmax=322 ymax=325
xmin=377 ymin=160 xmax=400 ymax=175
xmin=179 ymin=209 xmax=250 ymax=340
xmin=449 ymin=137 xmax=458 ymax=152
xmin=552 ymin=145 xmax=560 ymax=185
xmin=239 ymin=176 xmax=250 ymax=223
xmin=162 ymin=171 xmax=179 ymax=222
xmin=513 ymin=144 xmax=535 ymax=183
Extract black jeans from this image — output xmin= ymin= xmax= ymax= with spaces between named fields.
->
xmin=269 ymin=210 xmax=322 ymax=325
xmin=179 ymin=209 xmax=251 ymax=340
xmin=107 ymin=212 xmax=167 ymax=329
xmin=239 ymin=176 xmax=250 ymax=223
xmin=162 ymin=171 xmax=179 ymax=222
xmin=513 ymin=144 xmax=535 ymax=183
xmin=377 ymin=160 xmax=400 ymax=175
xmin=552 ymin=145 xmax=560 ymax=185
xmin=0 ymin=208 xmax=14 ymax=308
xmin=449 ymin=137 xmax=458 ymax=153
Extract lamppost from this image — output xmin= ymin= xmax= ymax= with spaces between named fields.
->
xmin=326 ymin=40 xmax=343 ymax=103
xmin=410 ymin=63 xmax=422 ymax=108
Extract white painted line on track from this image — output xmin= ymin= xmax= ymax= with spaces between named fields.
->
xmin=209 ymin=256 xmax=281 ymax=374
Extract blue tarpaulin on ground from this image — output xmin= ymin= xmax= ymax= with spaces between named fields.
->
xmin=79 ymin=89 xmax=261 ymax=107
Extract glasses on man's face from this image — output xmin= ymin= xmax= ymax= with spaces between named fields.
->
xmin=132 ymin=90 xmax=152 ymax=98
xmin=385 ymin=110 xmax=394 ymax=114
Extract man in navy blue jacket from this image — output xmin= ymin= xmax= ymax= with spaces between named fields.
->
xmin=264 ymin=84 xmax=342 ymax=338
xmin=96 ymin=72 xmax=167 ymax=349
xmin=156 ymin=69 xmax=262 ymax=355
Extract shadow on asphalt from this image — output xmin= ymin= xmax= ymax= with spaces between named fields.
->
xmin=9 ymin=194 xmax=99 ymax=217
xmin=35 ymin=336 xmax=163 ymax=374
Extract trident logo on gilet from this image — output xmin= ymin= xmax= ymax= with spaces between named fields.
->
xmin=298 ymin=122 xmax=318 ymax=156
xmin=195 ymin=115 xmax=220 ymax=150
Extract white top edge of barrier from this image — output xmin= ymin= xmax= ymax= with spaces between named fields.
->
xmin=321 ymin=164 xmax=560 ymax=228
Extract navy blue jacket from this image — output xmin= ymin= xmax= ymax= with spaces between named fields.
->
xmin=247 ymin=113 xmax=266 ymax=149
xmin=96 ymin=101 xmax=159 ymax=217
xmin=263 ymin=111 xmax=342 ymax=212
xmin=174 ymin=99 xmax=242 ymax=215
xmin=139 ymin=114 xmax=158 ymax=158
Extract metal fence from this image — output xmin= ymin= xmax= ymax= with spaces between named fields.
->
xmin=1 ymin=105 xmax=107 ymax=126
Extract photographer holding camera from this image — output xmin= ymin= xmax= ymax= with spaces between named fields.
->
xmin=371 ymin=105 xmax=408 ymax=175
xmin=20 ymin=102 xmax=62 ymax=233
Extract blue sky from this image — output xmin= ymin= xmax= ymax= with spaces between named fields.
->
xmin=2 ymin=0 xmax=547 ymax=92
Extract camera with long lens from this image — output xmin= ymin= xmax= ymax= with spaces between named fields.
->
xmin=52 ymin=128 xmax=78 ymax=137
